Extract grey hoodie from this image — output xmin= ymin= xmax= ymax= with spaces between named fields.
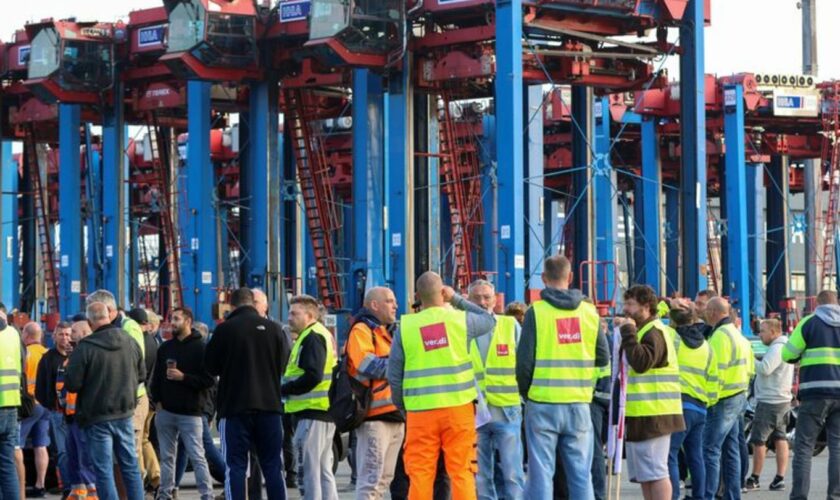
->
xmin=65 ymin=324 xmax=145 ymax=427
xmin=815 ymin=304 xmax=840 ymax=327
xmin=516 ymin=288 xmax=610 ymax=398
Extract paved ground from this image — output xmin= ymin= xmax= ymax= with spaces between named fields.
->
xmin=165 ymin=451 xmax=832 ymax=499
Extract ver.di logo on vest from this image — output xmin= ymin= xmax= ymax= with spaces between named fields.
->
xmin=420 ymin=323 xmax=450 ymax=351
xmin=555 ymin=318 xmax=582 ymax=344
xmin=496 ymin=344 xmax=510 ymax=356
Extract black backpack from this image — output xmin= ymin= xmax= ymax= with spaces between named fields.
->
xmin=328 ymin=324 xmax=377 ymax=433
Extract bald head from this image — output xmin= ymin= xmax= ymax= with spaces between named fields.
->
xmin=70 ymin=321 xmax=92 ymax=343
xmin=706 ymin=297 xmax=731 ymax=326
xmin=23 ymin=322 xmax=43 ymax=344
xmin=416 ymin=271 xmax=444 ymax=306
xmin=364 ymin=287 xmax=398 ymax=325
xmin=253 ymin=288 xmax=268 ymax=317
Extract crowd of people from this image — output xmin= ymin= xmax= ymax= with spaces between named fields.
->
xmin=0 ymin=255 xmax=838 ymax=500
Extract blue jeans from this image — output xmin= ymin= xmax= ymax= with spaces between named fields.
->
xmin=525 ymin=401 xmax=594 ymax=499
xmin=48 ymin=411 xmax=69 ymax=492
xmin=477 ymin=405 xmax=525 ymax=500
xmin=0 ymin=407 xmax=19 ymax=500
xmin=219 ymin=413 xmax=286 ymax=500
xmin=703 ymin=393 xmax=746 ymax=500
xmin=669 ymin=407 xmax=706 ymax=500
xmin=156 ymin=410 xmax=214 ymax=500
xmin=84 ymin=417 xmax=144 ymax=500
xmin=175 ymin=415 xmax=225 ymax=486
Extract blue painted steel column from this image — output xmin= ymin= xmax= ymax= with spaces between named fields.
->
xmin=480 ymin=113 xmax=497 ymax=279
xmin=102 ymin=86 xmax=128 ymax=304
xmin=766 ymin=155 xmax=789 ymax=314
xmin=182 ymin=81 xmax=217 ymax=324
xmin=593 ymin=96 xmax=614 ymax=301
xmin=679 ymin=0 xmax=708 ymax=297
xmin=1 ymin=141 xmax=18 ymax=306
xmin=352 ymin=69 xmax=385 ymax=311
xmin=723 ymin=84 xmax=751 ymax=335
xmin=665 ymin=184 xmax=680 ymax=296
xmin=242 ymin=81 xmax=279 ymax=293
xmin=385 ymin=69 xmax=410 ymax=313
xmin=85 ymin=145 xmax=100 ymax=292
xmin=526 ymin=86 xmax=545 ymax=292
xmin=496 ymin=0 xmax=525 ymax=302
xmin=59 ymin=104 xmax=82 ymax=316
xmin=634 ymin=117 xmax=662 ymax=291
xmin=746 ymin=163 xmax=766 ymax=318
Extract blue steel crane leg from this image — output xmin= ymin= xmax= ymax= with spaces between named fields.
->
xmin=1 ymin=141 xmax=18 ymax=307
xmin=722 ymin=85 xmax=752 ymax=335
xmin=526 ymin=86 xmax=545 ymax=292
xmin=766 ymin=155 xmax=790 ymax=314
xmin=481 ymin=113 xmax=497 ymax=282
xmin=634 ymin=117 xmax=662 ymax=293
xmin=665 ymin=184 xmax=680 ymax=296
xmin=495 ymin=0 xmax=525 ymax=302
xmin=351 ymin=69 xmax=385 ymax=313
xmin=102 ymin=85 xmax=128 ymax=304
xmin=571 ymin=86 xmax=592 ymax=287
xmin=182 ymin=81 xmax=217 ymax=324
xmin=679 ymin=0 xmax=708 ymax=297
xmin=385 ymin=69 xmax=411 ymax=314
xmin=593 ymin=96 xmax=615 ymax=301
xmin=747 ymin=163 xmax=766 ymax=318
xmin=59 ymin=104 xmax=82 ymax=316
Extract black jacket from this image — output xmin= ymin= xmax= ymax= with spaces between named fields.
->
xmin=205 ymin=306 xmax=291 ymax=418
xmin=143 ymin=333 xmax=158 ymax=390
xmin=64 ymin=323 xmax=145 ymax=427
xmin=151 ymin=329 xmax=214 ymax=416
xmin=281 ymin=325 xmax=331 ymax=422
xmin=35 ymin=348 xmax=68 ymax=411
xmin=516 ymin=288 xmax=610 ymax=398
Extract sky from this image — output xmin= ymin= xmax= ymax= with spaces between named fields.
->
xmin=2 ymin=0 xmax=839 ymax=79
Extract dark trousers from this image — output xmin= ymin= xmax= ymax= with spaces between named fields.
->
xmin=281 ymin=414 xmax=296 ymax=482
xmin=219 ymin=413 xmax=286 ymax=500
xmin=553 ymin=401 xmax=608 ymax=500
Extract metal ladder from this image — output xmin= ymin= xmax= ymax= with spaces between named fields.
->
xmin=283 ymin=88 xmax=344 ymax=309
xmin=820 ymin=83 xmax=840 ymax=290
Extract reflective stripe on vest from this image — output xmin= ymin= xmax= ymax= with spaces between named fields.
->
xmin=712 ymin=323 xmax=752 ymax=399
xmin=283 ymin=322 xmax=337 ymax=413
xmin=626 ymin=320 xmax=682 ymax=417
xmin=469 ymin=315 xmax=519 ymax=407
xmin=0 ymin=327 xmax=21 ymax=407
xmin=675 ymin=336 xmax=717 ymax=406
xmin=400 ymin=307 xmax=476 ymax=411
xmin=528 ymin=300 xmax=600 ymax=404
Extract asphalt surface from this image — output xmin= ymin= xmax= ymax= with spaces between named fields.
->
xmin=168 ymin=450 xmax=833 ymax=499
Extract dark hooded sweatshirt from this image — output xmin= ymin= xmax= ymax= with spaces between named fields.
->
xmin=620 ymin=318 xmax=686 ymax=441
xmin=64 ymin=323 xmax=145 ymax=428
xmin=151 ymin=329 xmax=214 ymax=416
xmin=675 ymin=322 xmax=711 ymax=410
xmin=516 ymin=288 xmax=611 ymax=398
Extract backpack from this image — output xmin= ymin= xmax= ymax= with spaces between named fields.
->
xmin=328 ymin=323 xmax=377 ymax=433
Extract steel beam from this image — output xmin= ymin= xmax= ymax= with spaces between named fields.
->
xmin=747 ymin=163 xmax=766 ymax=318
xmin=665 ymin=183 xmax=680 ymax=296
xmin=766 ymin=155 xmax=790 ymax=314
xmin=385 ymin=68 xmax=412 ymax=314
xmin=495 ymin=0 xmax=525 ymax=302
xmin=722 ymin=84 xmax=752 ymax=334
xmin=679 ymin=0 xmax=708 ymax=297
xmin=571 ymin=86 xmax=593 ymax=281
xmin=102 ymin=87 xmax=128 ymax=304
xmin=59 ymin=104 xmax=82 ymax=316
xmin=634 ymin=117 xmax=662 ymax=292
xmin=481 ymin=113 xmax=497 ymax=282
xmin=593 ymin=95 xmax=615 ymax=301
xmin=1 ymin=141 xmax=18 ymax=307
xmin=526 ymin=86 xmax=545 ymax=292
xmin=182 ymin=81 xmax=217 ymax=324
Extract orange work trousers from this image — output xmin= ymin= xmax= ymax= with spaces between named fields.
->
xmin=404 ymin=402 xmax=477 ymax=500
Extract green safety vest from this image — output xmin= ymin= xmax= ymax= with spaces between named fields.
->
xmin=283 ymin=322 xmax=337 ymax=413
xmin=528 ymin=300 xmax=600 ymax=404
xmin=469 ymin=315 xmax=519 ymax=407
xmin=675 ymin=335 xmax=719 ymax=406
xmin=626 ymin=319 xmax=682 ymax=417
xmin=709 ymin=323 xmax=753 ymax=400
xmin=401 ymin=307 xmax=476 ymax=411
xmin=0 ymin=326 xmax=21 ymax=408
